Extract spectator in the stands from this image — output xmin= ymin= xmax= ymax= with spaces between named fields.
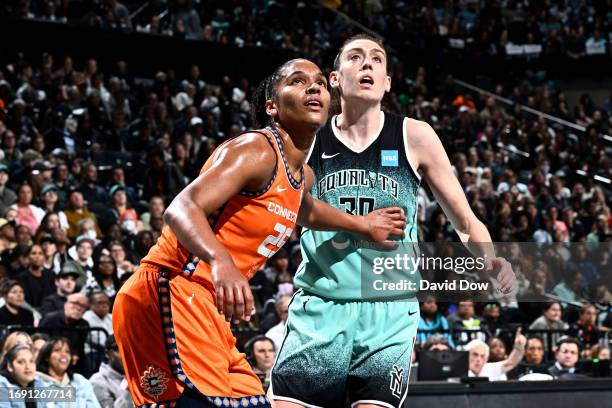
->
xmin=0 ymin=280 xmax=34 ymax=326
xmin=17 ymin=244 xmax=55 ymax=309
xmin=108 ymin=166 xmax=138 ymax=207
xmin=569 ymin=244 xmax=599 ymax=285
xmin=142 ymin=148 xmax=185 ymax=203
xmin=567 ymin=303 xmax=603 ymax=355
xmin=418 ymin=293 xmax=455 ymax=348
xmin=99 ymin=184 xmax=138 ymax=233
xmin=589 ymin=344 xmax=610 ymax=360
xmin=39 ymin=233 xmax=57 ymax=270
xmin=108 ymin=241 xmax=135 ymax=279
xmin=35 ymin=212 xmax=64 ymax=242
xmin=6 ymin=244 xmax=30 ymax=278
xmin=551 ymin=266 xmax=584 ymax=303
xmin=487 ymin=337 xmax=508 ymax=363
xmin=0 ymin=332 xmax=33 ymax=362
xmin=0 ymin=344 xmax=45 ymax=394
xmin=507 ymin=335 xmax=550 ymax=379
xmin=36 ymin=337 xmax=101 ymax=407
xmin=10 ymin=184 xmax=45 ymax=236
xmin=50 ymin=229 xmax=72 ymax=274
xmin=171 ymin=0 xmax=203 ymax=40
xmin=0 ymin=163 xmax=17 ymax=217
xmin=423 ymin=334 xmax=451 ymax=351
xmin=263 ymin=248 xmax=289 ymax=287
xmin=548 ymin=336 xmax=582 ymax=379
xmin=447 ymin=300 xmax=486 ymax=346
xmin=246 ymin=335 xmax=275 ymax=390
xmin=83 ymin=291 xmax=113 ymax=371
xmin=89 ymin=334 xmax=131 ymax=408
xmin=481 ymin=301 xmax=506 ymax=336
xmin=130 ymin=230 xmax=154 ymax=261
xmin=40 ymin=262 xmax=81 ymax=315
xmin=530 ymin=301 xmax=569 ymax=331
xmin=0 ymin=218 xmax=16 ymax=253
xmin=265 ymin=294 xmax=290 ymax=352
xmin=64 ymin=189 xmax=102 ymax=239
xmin=104 ymin=0 xmax=132 ymax=31
xmin=467 ymin=328 xmax=526 ymax=381
xmin=140 ymin=195 xmax=165 ymax=232
xmin=69 ymin=235 xmax=95 ymax=283
xmin=31 ymin=332 xmax=49 ymax=361
xmin=39 ymin=293 xmax=90 ymax=374
xmin=14 ymin=224 xmax=32 ymax=247
xmin=39 ymin=184 xmax=69 ymax=228
xmin=79 ymin=163 xmax=109 ymax=215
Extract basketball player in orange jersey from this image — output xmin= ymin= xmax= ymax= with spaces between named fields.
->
xmin=112 ymin=58 xmax=407 ymax=408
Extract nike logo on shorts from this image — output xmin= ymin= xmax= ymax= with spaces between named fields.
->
xmin=408 ymin=310 xmax=417 ymax=316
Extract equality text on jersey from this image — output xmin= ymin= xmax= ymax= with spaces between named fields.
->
xmin=318 ymin=169 xmax=399 ymax=199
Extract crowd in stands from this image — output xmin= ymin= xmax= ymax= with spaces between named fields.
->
xmin=0 ymin=2 xmax=610 ymax=404
xmin=3 ymin=1 xmax=610 ymax=62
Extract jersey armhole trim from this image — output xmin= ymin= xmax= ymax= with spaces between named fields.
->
xmin=239 ymin=130 xmax=278 ymax=197
xmin=402 ymin=117 xmax=422 ymax=182
xmin=305 ymin=133 xmax=317 ymax=163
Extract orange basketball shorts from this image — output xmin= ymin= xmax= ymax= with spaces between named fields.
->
xmin=112 ymin=264 xmax=268 ymax=407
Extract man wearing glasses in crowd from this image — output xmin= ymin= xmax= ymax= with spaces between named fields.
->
xmin=39 ymin=292 xmax=91 ymax=373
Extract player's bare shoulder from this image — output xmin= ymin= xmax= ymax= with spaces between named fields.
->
xmin=404 ymin=118 xmax=438 ymax=148
xmin=205 ymin=131 xmax=277 ymax=192
xmin=404 ymin=118 xmax=441 ymax=170
xmin=212 ymin=131 xmax=277 ymax=168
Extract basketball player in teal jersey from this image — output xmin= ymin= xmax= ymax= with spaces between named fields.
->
xmin=270 ymin=35 xmax=516 ymax=408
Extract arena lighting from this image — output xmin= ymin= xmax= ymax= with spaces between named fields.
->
xmin=594 ymin=175 xmax=611 ymax=184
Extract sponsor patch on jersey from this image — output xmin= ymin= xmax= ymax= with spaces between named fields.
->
xmin=381 ymin=150 xmax=399 ymax=167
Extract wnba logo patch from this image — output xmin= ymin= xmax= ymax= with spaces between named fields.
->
xmin=381 ymin=150 xmax=399 ymax=167
xmin=141 ymin=366 xmax=170 ymax=397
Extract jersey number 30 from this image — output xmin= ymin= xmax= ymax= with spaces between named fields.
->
xmin=258 ymin=223 xmax=293 ymax=258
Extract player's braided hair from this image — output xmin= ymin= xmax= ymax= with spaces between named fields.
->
xmin=251 ymin=59 xmax=303 ymax=128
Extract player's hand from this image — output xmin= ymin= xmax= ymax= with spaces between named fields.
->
xmin=485 ymin=257 xmax=516 ymax=294
xmin=363 ymin=207 xmax=406 ymax=247
xmin=514 ymin=327 xmax=526 ymax=348
xmin=210 ymin=257 xmax=255 ymax=324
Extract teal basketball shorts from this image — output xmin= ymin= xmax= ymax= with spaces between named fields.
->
xmin=270 ymin=289 xmax=419 ymax=407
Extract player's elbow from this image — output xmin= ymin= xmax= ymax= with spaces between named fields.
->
xmin=163 ymin=198 xmax=185 ymax=228
xmin=163 ymin=205 xmax=177 ymax=227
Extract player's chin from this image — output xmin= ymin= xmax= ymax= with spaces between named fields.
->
xmin=304 ymin=110 xmax=329 ymax=128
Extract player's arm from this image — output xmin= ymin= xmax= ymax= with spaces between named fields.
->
xmin=297 ymin=165 xmax=406 ymax=243
xmin=163 ymin=133 xmax=276 ymax=323
xmin=407 ymin=119 xmax=514 ymax=293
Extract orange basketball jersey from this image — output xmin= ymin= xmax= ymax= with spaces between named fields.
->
xmin=141 ymin=127 xmax=304 ymax=290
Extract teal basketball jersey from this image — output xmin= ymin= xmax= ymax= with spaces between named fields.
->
xmin=295 ymin=112 xmax=421 ymax=300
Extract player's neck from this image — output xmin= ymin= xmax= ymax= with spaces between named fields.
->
xmin=336 ymin=101 xmax=382 ymax=147
xmin=273 ymin=123 xmax=313 ymax=172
